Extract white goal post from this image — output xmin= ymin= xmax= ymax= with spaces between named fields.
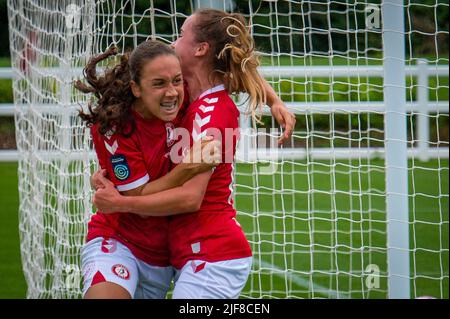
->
xmin=6 ymin=0 xmax=449 ymax=299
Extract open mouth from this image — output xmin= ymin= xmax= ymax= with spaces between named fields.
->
xmin=160 ymin=101 xmax=178 ymax=112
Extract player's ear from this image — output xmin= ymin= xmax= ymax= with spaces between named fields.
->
xmin=130 ymin=80 xmax=141 ymax=98
xmin=195 ymin=42 xmax=210 ymax=57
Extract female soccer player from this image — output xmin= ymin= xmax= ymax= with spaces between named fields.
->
xmin=75 ymin=40 xmax=219 ymax=299
xmin=93 ymin=9 xmax=296 ymax=298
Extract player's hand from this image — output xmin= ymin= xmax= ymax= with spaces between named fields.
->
xmin=93 ymin=174 xmax=122 ymax=213
xmin=270 ymin=101 xmax=296 ymax=145
xmin=182 ymin=136 xmax=222 ymax=173
xmin=90 ymin=169 xmax=108 ymax=190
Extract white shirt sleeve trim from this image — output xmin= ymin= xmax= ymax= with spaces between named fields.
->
xmin=198 ymin=84 xmax=225 ymax=99
xmin=116 ymin=174 xmax=150 ymax=192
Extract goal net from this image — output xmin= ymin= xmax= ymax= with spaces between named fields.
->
xmin=7 ymin=0 xmax=449 ymax=298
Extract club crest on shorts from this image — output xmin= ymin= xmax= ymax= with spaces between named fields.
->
xmin=111 ymin=264 xmax=130 ymax=280
xmin=110 ymin=154 xmax=130 ymax=181
xmin=166 ymin=122 xmax=176 ymax=147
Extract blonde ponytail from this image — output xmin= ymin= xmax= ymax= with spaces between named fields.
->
xmin=194 ymin=9 xmax=267 ymax=124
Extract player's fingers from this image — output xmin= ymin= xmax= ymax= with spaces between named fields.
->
xmin=91 ymin=169 xmax=104 ymax=190
xmin=201 ymin=143 xmax=220 ymax=165
xmin=93 ymin=189 xmax=108 ymax=210
xmin=278 ymin=135 xmax=287 ymax=145
xmin=186 ymin=136 xmax=214 ymax=163
xmin=97 ymin=173 xmax=114 ymax=188
xmin=209 ymin=139 xmax=221 ymax=150
xmin=92 ymin=191 xmax=100 ymax=207
xmin=284 ymin=110 xmax=296 ymax=131
xmin=276 ymin=111 xmax=286 ymax=129
xmin=211 ymin=145 xmax=222 ymax=164
xmin=200 ymin=136 xmax=215 ymax=152
xmin=200 ymin=135 xmax=214 ymax=146
xmin=270 ymin=103 xmax=286 ymax=128
xmin=278 ymin=113 xmax=296 ymax=145
xmin=93 ymin=168 xmax=105 ymax=177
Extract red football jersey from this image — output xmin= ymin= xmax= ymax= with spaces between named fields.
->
xmin=87 ymin=110 xmax=176 ymax=267
xmin=169 ymin=85 xmax=252 ymax=269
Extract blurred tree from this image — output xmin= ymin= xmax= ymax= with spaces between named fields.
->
xmin=0 ymin=0 xmax=448 ymax=58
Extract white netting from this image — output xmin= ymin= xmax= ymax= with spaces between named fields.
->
xmin=7 ymin=0 xmax=448 ymax=298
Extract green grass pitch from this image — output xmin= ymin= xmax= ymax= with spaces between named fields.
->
xmin=0 ymin=159 xmax=448 ymax=298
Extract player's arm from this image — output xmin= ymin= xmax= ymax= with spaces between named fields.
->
xmin=92 ymin=137 xmax=220 ymax=196
xmin=137 ymin=137 xmax=220 ymax=196
xmin=263 ymin=79 xmax=296 ymax=145
xmin=93 ymin=169 xmax=212 ymax=215
xmin=134 ymin=163 xmax=209 ymax=196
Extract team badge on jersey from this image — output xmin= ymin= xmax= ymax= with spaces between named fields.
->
xmin=110 ymin=154 xmax=130 ymax=181
xmin=166 ymin=122 xmax=176 ymax=147
xmin=111 ymin=264 xmax=130 ymax=280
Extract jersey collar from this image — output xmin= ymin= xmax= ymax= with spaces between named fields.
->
xmin=198 ymin=84 xmax=226 ymax=100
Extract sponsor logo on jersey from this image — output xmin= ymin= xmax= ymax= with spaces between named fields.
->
xmin=111 ymin=264 xmax=130 ymax=280
xmin=166 ymin=122 xmax=176 ymax=147
xmin=104 ymin=128 xmax=115 ymax=140
xmin=110 ymin=154 xmax=130 ymax=181
xmin=101 ymin=238 xmax=117 ymax=253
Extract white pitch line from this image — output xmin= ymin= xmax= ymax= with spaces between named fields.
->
xmin=254 ymin=259 xmax=351 ymax=299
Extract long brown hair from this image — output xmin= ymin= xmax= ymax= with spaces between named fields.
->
xmin=74 ymin=40 xmax=178 ymax=136
xmin=193 ymin=9 xmax=266 ymax=124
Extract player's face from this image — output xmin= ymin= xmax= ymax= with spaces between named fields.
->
xmin=172 ymin=14 xmax=198 ymax=75
xmin=131 ymin=54 xmax=183 ymax=122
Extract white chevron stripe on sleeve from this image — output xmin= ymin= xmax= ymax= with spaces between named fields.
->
xmin=195 ymin=113 xmax=211 ymax=128
xmin=199 ymin=105 xmax=215 ymax=113
xmin=192 ymin=127 xmax=207 ymax=142
xmin=203 ymin=97 xmax=218 ymax=104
